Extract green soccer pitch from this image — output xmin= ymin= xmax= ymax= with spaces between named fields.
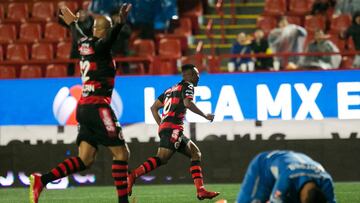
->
xmin=1 ymin=183 xmax=360 ymax=203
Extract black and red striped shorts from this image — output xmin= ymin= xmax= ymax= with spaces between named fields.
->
xmin=159 ymin=129 xmax=190 ymax=153
xmin=76 ymin=104 xmax=125 ymax=149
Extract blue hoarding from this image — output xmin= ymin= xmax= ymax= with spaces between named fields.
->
xmin=0 ymin=70 xmax=359 ymax=125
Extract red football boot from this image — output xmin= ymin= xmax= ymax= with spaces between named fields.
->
xmin=29 ymin=173 xmax=44 ymax=203
xmin=197 ymin=189 xmax=220 ymax=200
xmin=127 ymin=172 xmax=135 ymax=196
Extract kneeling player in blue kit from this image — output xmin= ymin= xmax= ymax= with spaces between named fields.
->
xmin=237 ymin=150 xmax=336 ymax=203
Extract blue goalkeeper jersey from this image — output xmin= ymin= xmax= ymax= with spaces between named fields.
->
xmin=237 ymin=150 xmax=336 ymax=203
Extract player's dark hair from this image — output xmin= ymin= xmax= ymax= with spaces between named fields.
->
xmin=305 ymin=187 xmax=327 ymax=203
xmin=181 ymin=64 xmax=196 ymax=73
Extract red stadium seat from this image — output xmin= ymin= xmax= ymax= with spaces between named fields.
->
xmin=0 ymin=4 xmax=5 ymax=19
xmin=7 ymin=2 xmax=29 ymax=21
xmin=0 ymin=66 xmax=16 ymax=79
xmin=256 ymin=16 xmax=277 ymax=36
xmin=207 ymin=55 xmax=221 ymax=73
xmin=20 ymin=65 xmax=42 ymax=78
xmin=133 ymin=39 xmax=155 ymax=57
xmin=0 ymin=24 xmax=16 ymax=43
xmin=149 ymin=57 xmax=177 ymax=75
xmin=46 ymin=64 xmax=67 ymax=78
xmin=6 ymin=43 xmax=29 ymax=61
xmin=181 ymin=55 xmax=205 ymax=72
xmin=57 ymin=1 xmax=78 ymax=13
xmin=179 ymin=0 xmax=203 ymax=33
xmin=32 ymin=2 xmax=55 ymax=21
xmin=288 ymin=0 xmax=314 ymax=15
xmin=19 ymin=23 xmax=42 ymax=42
xmin=328 ymin=35 xmax=346 ymax=52
xmin=286 ymin=16 xmax=303 ymax=26
xmin=264 ymin=0 xmax=287 ymax=16
xmin=0 ymin=46 xmax=3 ymax=61
xmin=44 ymin=22 xmax=67 ymax=41
xmin=56 ymin=41 xmax=72 ymax=59
xmin=330 ymin=14 xmax=352 ymax=34
xmin=174 ymin=18 xmax=192 ymax=36
xmin=159 ymin=38 xmax=182 ymax=59
xmin=304 ymin=15 xmax=326 ymax=35
xmin=31 ymin=43 xmax=54 ymax=60
xmin=340 ymin=56 xmax=353 ymax=69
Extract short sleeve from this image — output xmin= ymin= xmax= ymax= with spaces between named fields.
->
xmin=157 ymin=93 xmax=165 ymax=103
xmin=182 ymin=82 xmax=194 ymax=100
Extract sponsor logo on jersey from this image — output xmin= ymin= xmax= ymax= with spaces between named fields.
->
xmin=78 ymin=43 xmax=95 ymax=55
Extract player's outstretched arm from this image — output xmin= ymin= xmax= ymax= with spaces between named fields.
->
xmin=150 ymin=99 xmax=163 ymax=126
xmin=184 ymin=98 xmax=214 ymax=122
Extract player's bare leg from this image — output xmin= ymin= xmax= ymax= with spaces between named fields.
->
xmin=181 ymin=140 xmax=220 ymax=200
xmin=128 ymin=147 xmax=174 ymax=195
xmin=29 ymin=141 xmax=95 ymax=203
xmin=109 ymin=144 xmax=130 ymax=203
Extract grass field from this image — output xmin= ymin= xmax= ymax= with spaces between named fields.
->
xmin=1 ymin=182 xmax=360 ymax=203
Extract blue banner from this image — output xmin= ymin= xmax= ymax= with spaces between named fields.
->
xmin=0 ymin=70 xmax=359 ymax=125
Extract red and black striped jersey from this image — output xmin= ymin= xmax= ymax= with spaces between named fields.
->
xmin=158 ymin=80 xmax=194 ymax=132
xmin=71 ymin=22 xmax=123 ymax=106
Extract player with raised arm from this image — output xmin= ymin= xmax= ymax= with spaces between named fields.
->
xmin=237 ymin=150 xmax=336 ymax=203
xmin=29 ymin=4 xmax=132 ymax=203
xmin=127 ymin=64 xmax=220 ymax=200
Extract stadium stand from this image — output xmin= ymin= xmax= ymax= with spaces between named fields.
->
xmin=31 ymin=2 xmax=55 ymax=22
xmin=44 ymin=22 xmax=67 ymax=42
xmin=0 ymin=24 xmax=16 ymax=43
xmin=45 ymin=64 xmax=67 ymax=78
xmin=329 ymin=14 xmax=352 ymax=34
xmin=7 ymin=2 xmax=29 ymax=22
xmin=31 ymin=43 xmax=54 ymax=60
xmin=19 ymin=65 xmax=42 ymax=78
xmin=56 ymin=41 xmax=71 ymax=59
xmin=263 ymin=0 xmax=287 ymax=16
xmin=0 ymin=0 xmax=358 ymax=79
xmin=288 ymin=0 xmax=314 ymax=16
xmin=304 ymin=15 xmax=326 ymax=35
xmin=6 ymin=43 xmax=29 ymax=61
xmin=19 ymin=23 xmax=42 ymax=42
xmin=0 ymin=65 xmax=16 ymax=79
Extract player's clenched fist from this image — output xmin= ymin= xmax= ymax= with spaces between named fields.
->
xmin=205 ymin=114 xmax=215 ymax=122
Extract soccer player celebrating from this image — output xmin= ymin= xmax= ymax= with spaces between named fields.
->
xmin=237 ymin=150 xmax=336 ymax=203
xmin=128 ymin=64 xmax=220 ymax=200
xmin=29 ymin=4 xmax=132 ymax=203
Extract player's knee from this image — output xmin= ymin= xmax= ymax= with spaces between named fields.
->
xmin=113 ymin=149 xmax=129 ymax=161
xmin=192 ymin=151 xmax=202 ymax=160
xmin=80 ymin=156 xmax=95 ymax=168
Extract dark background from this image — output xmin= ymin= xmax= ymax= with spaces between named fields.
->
xmin=1 ymin=139 xmax=360 ymax=187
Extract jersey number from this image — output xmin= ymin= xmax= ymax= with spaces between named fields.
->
xmin=163 ymin=97 xmax=172 ymax=117
xmin=80 ymin=60 xmax=90 ymax=82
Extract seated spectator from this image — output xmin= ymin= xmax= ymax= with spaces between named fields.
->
xmin=250 ymin=29 xmax=273 ymax=71
xmin=335 ymin=0 xmax=360 ymax=16
xmin=230 ymin=32 xmax=253 ymax=72
xmin=300 ymin=29 xmax=341 ymax=70
xmin=268 ymin=17 xmax=307 ymax=68
xmin=59 ymin=9 xmax=94 ymax=75
xmin=342 ymin=11 xmax=360 ymax=68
